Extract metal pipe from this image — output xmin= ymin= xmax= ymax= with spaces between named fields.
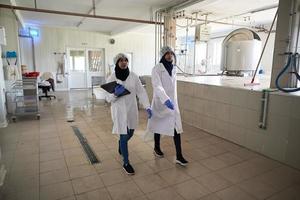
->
xmin=185 ymin=19 xmax=188 ymax=72
xmin=92 ymin=0 xmax=96 ymax=16
xmin=259 ymin=89 xmax=269 ymax=129
xmin=155 ymin=11 xmax=157 ymax=63
xmin=34 ymin=0 xmax=37 ymax=9
xmin=251 ymin=9 xmax=278 ymax=84
xmin=0 ymin=4 xmax=164 ymax=25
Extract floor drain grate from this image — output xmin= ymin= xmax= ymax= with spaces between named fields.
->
xmin=71 ymin=126 xmax=100 ymax=164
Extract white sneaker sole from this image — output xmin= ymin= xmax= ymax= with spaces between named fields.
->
xmin=122 ymin=167 xmax=135 ymax=175
xmin=175 ymin=159 xmax=188 ymax=166
xmin=153 ymin=151 xmax=164 ymax=158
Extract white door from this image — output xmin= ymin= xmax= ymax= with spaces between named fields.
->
xmin=67 ymin=48 xmax=87 ymax=89
xmin=86 ymin=48 xmax=105 ymax=88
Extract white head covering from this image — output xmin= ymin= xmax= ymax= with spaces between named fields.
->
xmin=160 ymin=46 xmax=174 ymax=57
xmin=113 ymin=53 xmax=129 ymax=65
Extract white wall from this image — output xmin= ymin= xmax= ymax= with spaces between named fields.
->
xmin=0 ymin=8 xmax=20 ymax=56
xmin=0 ymin=8 xmax=21 ymax=80
xmin=31 ymin=26 xmax=155 ymax=90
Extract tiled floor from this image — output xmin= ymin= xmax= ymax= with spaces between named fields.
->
xmin=0 ymin=90 xmax=300 ymax=200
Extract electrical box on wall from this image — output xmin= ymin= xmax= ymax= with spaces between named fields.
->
xmin=0 ymin=26 xmax=6 ymax=45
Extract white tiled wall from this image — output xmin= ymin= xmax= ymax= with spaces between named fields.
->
xmin=144 ymin=76 xmax=300 ymax=170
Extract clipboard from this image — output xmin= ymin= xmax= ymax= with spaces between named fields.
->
xmin=101 ymin=81 xmax=131 ymax=97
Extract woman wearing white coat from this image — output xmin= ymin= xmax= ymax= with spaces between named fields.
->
xmin=106 ymin=53 xmax=152 ymax=175
xmin=147 ymin=46 xmax=188 ymax=166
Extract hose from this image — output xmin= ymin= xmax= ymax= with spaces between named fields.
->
xmin=275 ymin=53 xmax=300 ymax=92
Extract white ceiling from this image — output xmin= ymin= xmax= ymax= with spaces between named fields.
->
xmin=176 ymin=0 xmax=278 ymax=35
xmin=0 ymin=0 xmax=279 ymax=35
xmin=10 ymin=0 xmax=180 ymax=35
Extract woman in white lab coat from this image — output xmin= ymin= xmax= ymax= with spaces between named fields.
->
xmin=106 ymin=53 xmax=152 ymax=175
xmin=147 ymin=46 xmax=188 ymax=166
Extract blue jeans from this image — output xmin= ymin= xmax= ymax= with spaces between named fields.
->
xmin=119 ymin=128 xmax=134 ymax=165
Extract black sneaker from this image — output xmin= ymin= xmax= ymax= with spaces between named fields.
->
xmin=123 ymin=163 xmax=135 ymax=175
xmin=154 ymin=148 xmax=164 ymax=158
xmin=175 ymin=156 xmax=188 ymax=166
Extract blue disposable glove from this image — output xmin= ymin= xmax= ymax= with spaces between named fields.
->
xmin=164 ymin=99 xmax=174 ymax=110
xmin=146 ymin=108 xmax=152 ymax=119
xmin=114 ymin=85 xmax=125 ymax=96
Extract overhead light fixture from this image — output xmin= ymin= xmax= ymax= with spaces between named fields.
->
xmin=29 ymin=28 xmax=39 ymax=37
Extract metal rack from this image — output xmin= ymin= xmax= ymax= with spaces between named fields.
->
xmin=6 ymin=77 xmax=40 ymax=121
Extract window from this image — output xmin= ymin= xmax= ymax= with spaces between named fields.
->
xmin=69 ymin=50 xmax=85 ymax=71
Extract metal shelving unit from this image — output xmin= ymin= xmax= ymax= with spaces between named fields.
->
xmin=6 ymin=77 xmax=40 ymax=121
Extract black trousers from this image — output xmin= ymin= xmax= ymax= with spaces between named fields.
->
xmin=154 ymin=129 xmax=182 ymax=158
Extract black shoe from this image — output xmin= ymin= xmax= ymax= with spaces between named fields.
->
xmin=154 ymin=148 xmax=164 ymax=158
xmin=123 ymin=163 xmax=135 ymax=175
xmin=175 ymin=156 xmax=188 ymax=166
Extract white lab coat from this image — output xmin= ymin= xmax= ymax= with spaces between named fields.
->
xmin=147 ymin=63 xmax=183 ymax=136
xmin=106 ymin=72 xmax=150 ymax=135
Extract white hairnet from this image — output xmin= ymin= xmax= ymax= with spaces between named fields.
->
xmin=113 ymin=53 xmax=129 ymax=65
xmin=160 ymin=46 xmax=174 ymax=57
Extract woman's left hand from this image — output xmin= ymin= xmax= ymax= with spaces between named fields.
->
xmin=146 ymin=108 xmax=152 ymax=119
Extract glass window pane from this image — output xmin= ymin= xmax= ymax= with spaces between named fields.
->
xmin=88 ymin=50 xmax=104 ymax=72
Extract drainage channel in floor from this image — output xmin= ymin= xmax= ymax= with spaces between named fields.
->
xmin=71 ymin=126 xmax=100 ymax=164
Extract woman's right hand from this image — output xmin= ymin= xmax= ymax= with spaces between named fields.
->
xmin=114 ymin=85 xmax=125 ymax=96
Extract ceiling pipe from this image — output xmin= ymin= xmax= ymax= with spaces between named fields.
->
xmin=76 ymin=0 xmax=102 ymax=27
xmin=187 ymin=4 xmax=278 ymax=28
xmin=0 ymin=3 xmax=164 ymax=25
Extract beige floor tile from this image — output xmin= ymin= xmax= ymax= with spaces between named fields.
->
xmin=40 ymin=159 xmax=67 ymax=173
xmin=184 ymin=162 xmax=211 ymax=177
xmin=136 ymin=149 xmax=156 ymax=161
xmin=266 ymin=184 xmax=300 ymax=200
xmin=40 ymin=181 xmax=74 ymax=200
xmin=199 ymin=194 xmax=222 ymax=200
xmin=147 ymin=187 xmax=184 ymax=200
xmin=158 ymin=167 xmax=192 ymax=185
xmin=255 ymin=166 xmax=300 ymax=191
xmin=216 ymin=161 xmax=264 ymax=184
xmin=99 ymin=168 xmax=131 ymax=186
xmin=40 ymin=168 xmax=70 ymax=186
xmin=94 ymin=159 xmax=122 ymax=174
xmin=216 ymin=186 xmax=257 ymax=200
xmin=65 ymin=154 xmax=89 ymax=167
xmin=71 ymin=175 xmax=104 ymax=194
xmin=60 ymin=196 xmax=76 ymax=200
xmin=185 ymin=148 xmax=211 ymax=161
xmin=172 ymin=179 xmax=211 ymax=200
xmin=131 ymin=162 xmax=155 ymax=178
xmin=40 ymin=137 xmax=60 ymax=146
xmin=200 ymin=145 xmax=228 ymax=156
xmin=134 ymin=174 xmax=169 ymax=193
xmin=238 ymin=177 xmax=277 ymax=200
xmin=2 ymin=187 xmax=39 ymax=200
xmin=68 ymin=164 xmax=97 ymax=179
xmin=107 ymin=180 xmax=144 ymax=200
xmin=63 ymin=147 xmax=85 ymax=157
xmin=146 ymin=158 xmax=174 ymax=172
xmin=76 ymin=188 xmax=112 ymax=200
xmin=40 ymin=143 xmax=62 ymax=153
xmin=200 ymin=157 xmax=228 ymax=171
xmin=232 ymin=148 xmax=259 ymax=161
xmin=215 ymin=152 xmax=243 ymax=166
xmin=61 ymin=140 xmax=81 ymax=150
xmin=6 ymin=175 xmax=39 ymax=192
xmin=195 ymin=172 xmax=232 ymax=192
xmin=40 ymin=150 xmax=64 ymax=162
